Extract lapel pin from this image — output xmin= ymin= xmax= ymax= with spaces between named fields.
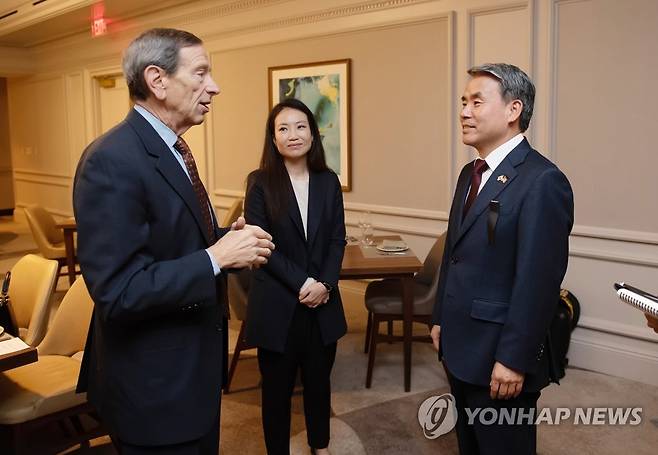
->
xmin=497 ymin=175 xmax=508 ymax=184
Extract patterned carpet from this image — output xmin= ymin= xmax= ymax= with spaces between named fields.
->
xmin=2 ymin=215 xmax=657 ymax=454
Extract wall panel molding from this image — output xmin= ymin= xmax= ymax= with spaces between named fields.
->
xmin=14 ymin=202 xmax=71 ymax=218
xmin=569 ymin=248 xmax=658 ymax=268
xmin=571 ymin=224 xmax=658 ymax=245
xmin=13 ymin=176 xmax=70 ymax=189
xmin=466 ymin=2 xmax=529 ymax=70
xmin=577 ymin=315 xmax=658 ymax=344
xmin=214 ymin=188 xmax=245 ymax=199
xmin=214 ymin=188 xmax=449 ymax=221
xmin=32 ymin=0 xmax=438 ymax=60
xmin=202 ymin=0 xmax=439 ymax=42
xmin=13 ymin=168 xmax=70 ymax=180
xmin=215 ymin=188 xmax=658 ymax=247
xmin=215 ymin=188 xmax=658 ymax=268
xmin=549 ymin=0 xmax=591 ymax=161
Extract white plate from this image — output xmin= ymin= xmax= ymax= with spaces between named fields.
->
xmin=376 ymin=244 xmax=409 ymax=252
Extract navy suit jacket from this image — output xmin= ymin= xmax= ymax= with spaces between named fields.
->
xmin=244 ymin=169 xmax=347 ymax=352
xmin=432 ymin=138 xmax=573 ymax=392
xmin=74 ymin=109 xmax=229 ymax=445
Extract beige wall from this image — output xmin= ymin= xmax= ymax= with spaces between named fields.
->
xmin=0 ymin=78 xmax=15 ymax=210
xmin=8 ymin=75 xmax=73 ymax=215
xmin=212 ymin=19 xmax=450 ymax=211
xmin=554 ymin=0 xmax=658 ymax=233
xmin=3 ymin=0 xmax=658 ymax=385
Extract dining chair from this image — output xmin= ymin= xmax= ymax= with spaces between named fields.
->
xmin=363 ymin=232 xmax=446 ymax=388
xmin=7 ymin=254 xmax=59 ymax=347
xmin=224 ymin=268 xmax=255 ymax=393
xmin=221 ymin=198 xmax=244 ymax=228
xmin=0 ymin=277 xmax=104 ymax=454
xmin=23 ymin=205 xmax=76 ymax=280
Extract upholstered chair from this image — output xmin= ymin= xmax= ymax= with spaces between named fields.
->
xmin=7 ymin=254 xmax=58 ymax=347
xmin=363 ymin=232 xmax=447 ymax=388
xmin=0 ymin=277 xmax=104 ymax=454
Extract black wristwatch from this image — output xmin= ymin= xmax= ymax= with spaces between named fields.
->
xmin=321 ymin=281 xmax=333 ymax=293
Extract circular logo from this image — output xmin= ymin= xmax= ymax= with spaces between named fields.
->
xmin=417 ymin=393 xmax=458 ymax=439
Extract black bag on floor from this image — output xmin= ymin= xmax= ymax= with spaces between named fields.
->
xmin=547 ymin=289 xmax=580 ymax=383
xmin=0 ymin=271 xmax=18 ymax=337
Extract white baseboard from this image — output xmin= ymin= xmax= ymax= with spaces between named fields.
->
xmin=568 ymin=327 xmax=658 ymax=387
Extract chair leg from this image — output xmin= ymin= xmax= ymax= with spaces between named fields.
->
xmin=225 ymin=321 xmax=247 ymax=394
xmin=56 ymin=260 xmax=65 ymax=279
xmin=387 ymin=320 xmax=394 ymax=343
xmin=11 ymin=423 xmax=26 ymax=455
xmin=69 ymin=415 xmax=91 ymax=449
xmin=364 ymin=311 xmax=372 ymax=354
xmin=365 ymin=314 xmax=381 ymax=388
xmin=57 ymin=419 xmax=73 ymax=437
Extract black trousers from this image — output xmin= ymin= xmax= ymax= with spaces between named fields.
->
xmin=258 ymin=306 xmax=337 ymax=455
xmin=446 ymin=366 xmax=540 ymax=455
xmin=111 ymin=407 xmax=220 ymax=455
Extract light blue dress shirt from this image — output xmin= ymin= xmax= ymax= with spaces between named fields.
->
xmin=133 ymin=105 xmax=221 ymax=275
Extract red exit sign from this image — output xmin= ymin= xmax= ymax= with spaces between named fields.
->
xmin=91 ymin=17 xmax=107 ymax=37
xmin=91 ymin=2 xmax=107 ymax=37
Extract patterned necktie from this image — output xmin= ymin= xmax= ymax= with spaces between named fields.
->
xmin=463 ymin=158 xmax=489 ymax=218
xmin=174 ymin=137 xmax=216 ymax=244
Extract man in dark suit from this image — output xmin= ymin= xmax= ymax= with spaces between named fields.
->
xmin=74 ymin=28 xmax=274 ymax=454
xmin=430 ymin=63 xmax=574 ymax=454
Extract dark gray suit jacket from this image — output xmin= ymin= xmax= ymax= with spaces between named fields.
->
xmin=74 ymin=109 xmax=228 ymax=445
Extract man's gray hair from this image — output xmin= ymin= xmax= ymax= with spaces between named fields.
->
xmin=467 ymin=63 xmax=535 ymax=132
xmin=122 ymin=28 xmax=203 ymax=101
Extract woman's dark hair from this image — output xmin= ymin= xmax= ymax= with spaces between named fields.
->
xmin=248 ymin=98 xmax=329 ymax=221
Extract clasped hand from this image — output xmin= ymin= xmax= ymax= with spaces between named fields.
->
xmin=299 ymin=281 xmax=329 ymax=308
xmin=208 ymin=216 xmax=275 ymax=269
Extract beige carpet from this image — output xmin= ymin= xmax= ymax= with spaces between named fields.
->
xmin=1 ymin=215 xmax=657 ymax=454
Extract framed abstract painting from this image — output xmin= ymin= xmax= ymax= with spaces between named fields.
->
xmin=269 ymin=59 xmax=351 ymax=191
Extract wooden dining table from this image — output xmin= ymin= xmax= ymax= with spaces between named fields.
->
xmin=56 ymin=217 xmax=77 ymax=285
xmin=340 ymin=235 xmax=423 ymax=392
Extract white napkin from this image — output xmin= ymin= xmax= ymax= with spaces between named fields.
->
xmin=0 ymin=337 xmax=30 ymax=355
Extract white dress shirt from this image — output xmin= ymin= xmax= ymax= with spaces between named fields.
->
xmin=133 ymin=105 xmax=221 ymax=275
xmin=477 ymin=133 xmax=524 ymax=194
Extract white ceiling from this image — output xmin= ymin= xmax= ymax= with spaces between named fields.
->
xmin=0 ymin=0 xmax=195 ymax=47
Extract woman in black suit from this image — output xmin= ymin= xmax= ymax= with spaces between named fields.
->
xmin=245 ymin=98 xmax=347 ymax=455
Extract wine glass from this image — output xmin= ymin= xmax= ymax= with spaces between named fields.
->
xmin=358 ymin=211 xmax=374 ymax=246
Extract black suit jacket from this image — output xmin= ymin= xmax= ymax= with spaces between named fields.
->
xmin=244 ymin=170 xmax=347 ymax=352
xmin=74 ymin=109 xmax=229 ymax=446
xmin=432 ymin=138 xmax=574 ymax=392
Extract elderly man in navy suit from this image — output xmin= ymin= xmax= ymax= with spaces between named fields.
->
xmin=74 ymin=28 xmax=274 ymax=454
xmin=430 ymin=63 xmax=574 ymax=454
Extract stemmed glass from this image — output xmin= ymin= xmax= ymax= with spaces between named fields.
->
xmin=357 ymin=211 xmax=374 ymax=246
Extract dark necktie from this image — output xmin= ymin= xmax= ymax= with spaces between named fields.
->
xmin=174 ymin=137 xmax=216 ymax=244
xmin=463 ymin=158 xmax=489 ymax=218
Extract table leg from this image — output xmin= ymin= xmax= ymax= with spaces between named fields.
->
xmin=63 ymin=228 xmax=76 ymax=285
xmin=401 ymin=275 xmax=413 ymax=392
